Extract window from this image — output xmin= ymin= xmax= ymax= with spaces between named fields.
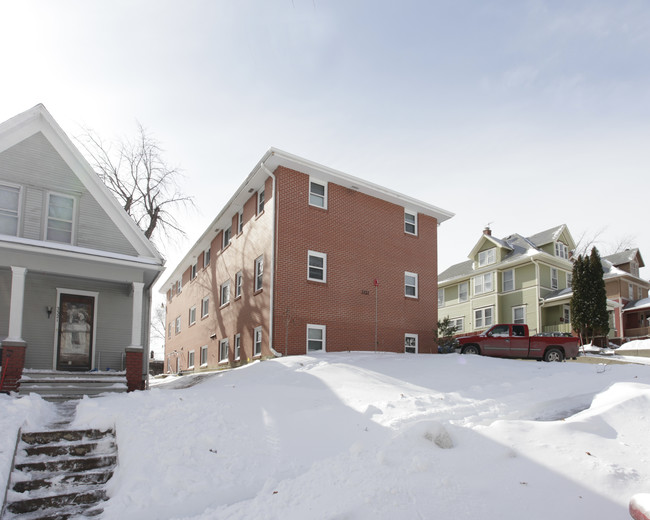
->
xmin=567 ymin=273 xmax=572 ymax=288
xmin=450 ymin=317 xmax=464 ymax=332
xmin=46 ymin=192 xmax=75 ymax=243
xmin=204 ymin=248 xmax=211 ymax=267
xmin=551 ymin=268 xmax=558 ymax=290
xmin=473 ymin=272 xmax=493 ymax=295
xmin=563 ymin=305 xmax=571 ymax=324
xmin=220 ymin=280 xmax=230 ymax=306
xmin=308 ymin=251 xmax=327 ymax=282
xmin=175 ymin=316 xmax=181 ymax=334
xmin=254 ymin=256 xmax=264 ymax=292
xmin=176 ymin=279 xmax=182 ymax=294
xmin=309 ymin=179 xmax=327 ymax=209
xmin=257 ymin=189 xmax=265 ymax=214
xmin=459 ymin=282 xmax=468 ymax=302
xmin=631 ymin=260 xmax=639 ymax=277
xmin=555 ymin=242 xmax=569 ymax=260
xmin=629 ymin=283 xmax=635 ymax=300
xmin=201 ymin=296 xmax=209 ymax=318
xmin=190 ymin=263 xmax=197 ymax=281
xmin=188 ymin=350 xmax=195 ymax=369
xmin=234 ymin=333 xmax=241 ymax=360
xmin=0 ymin=184 xmax=20 ymax=236
xmin=219 ymin=339 xmax=229 ymax=363
xmin=200 ymin=346 xmax=208 ymax=367
xmin=238 ymin=211 xmax=244 ymax=234
xmin=438 ymin=289 xmax=444 ymax=307
xmin=168 ymin=323 xmax=172 ymax=339
xmin=503 ymin=269 xmax=514 ymax=292
xmin=513 ymin=306 xmax=526 ymax=324
xmin=254 ymin=326 xmax=262 ymax=356
xmin=307 ymin=324 xmax=326 ymax=352
xmin=404 ymin=333 xmax=418 ymax=354
xmin=405 ymin=272 xmax=418 ymax=298
xmin=223 ymin=227 xmax=231 ymax=249
xmin=189 ymin=306 xmax=196 ymax=326
xmin=474 ymin=306 xmax=494 ymax=329
xmin=404 ymin=211 xmax=417 ymax=235
xmin=478 ymin=248 xmax=496 ymax=267
xmin=235 ymin=271 xmax=243 ymax=298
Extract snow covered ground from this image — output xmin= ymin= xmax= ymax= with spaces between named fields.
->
xmin=3 ymin=351 xmax=650 ymax=519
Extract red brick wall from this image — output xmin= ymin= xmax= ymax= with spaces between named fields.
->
xmin=272 ymin=167 xmax=438 ymax=355
xmin=0 ymin=342 xmax=26 ymax=393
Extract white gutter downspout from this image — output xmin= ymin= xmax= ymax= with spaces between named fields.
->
xmin=260 ymin=161 xmax=281 ymax=357
xmin=531 ymin=257 xmax=542 ymax=335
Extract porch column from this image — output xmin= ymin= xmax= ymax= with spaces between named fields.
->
xmin=6 ymin=266 xmax=27 ymax=343
xmin=129 ymin=282 xmax=144 ymax=348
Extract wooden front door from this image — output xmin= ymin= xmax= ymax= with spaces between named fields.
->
xmin=57 ymin=293 xmax=95 ymax=371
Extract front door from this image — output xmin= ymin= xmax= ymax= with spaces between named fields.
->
xmin=56 ymin=293 xmax=95 ymax=371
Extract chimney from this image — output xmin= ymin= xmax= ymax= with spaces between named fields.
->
xmin=483 ymin=226 xmax=491 ymax=236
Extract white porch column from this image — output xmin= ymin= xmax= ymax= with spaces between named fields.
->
xmin=130 ymin=282 xmax=145 ymax=348
xmin=6 ymin=266 xmax=27 ymax=343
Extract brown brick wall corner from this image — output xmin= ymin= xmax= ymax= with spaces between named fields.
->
xmin=0 ymin=341 xmax=27 ymax=393
xmin=125 ymin=347 xmax=144 ymax=392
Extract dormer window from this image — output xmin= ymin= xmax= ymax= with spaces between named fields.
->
xmin=478 ymin=248 xmax=496 ymax=267
xmin=555 ymin=242 xmax=569 ymax=260
xmin=631 ymin=260 xmax=639 ymax=277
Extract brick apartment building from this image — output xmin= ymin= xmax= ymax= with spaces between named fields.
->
xmin=161 ymin=149 xmax=453 ymax=373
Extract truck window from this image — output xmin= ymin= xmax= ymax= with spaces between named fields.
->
xmin=512 ymin=325 xmax=526 ymax=337
xmin=488 ymin=325 xmax=509 ymax=337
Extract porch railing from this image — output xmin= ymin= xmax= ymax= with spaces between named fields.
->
xmin=542 ymin=323 xmax=573 ymax=334
xmin=624 ymin=326 xmax=650 ymax=338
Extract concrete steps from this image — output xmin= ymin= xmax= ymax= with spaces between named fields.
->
xmin=18 ymin=370 xmax=127 ymax=401
xmin=2 ymin=428 xmax=117 ymax=519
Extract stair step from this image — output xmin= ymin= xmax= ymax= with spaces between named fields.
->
xmin=22 ymin=440 xmax=114 ymax=458
xmin=15 ymin=454 xmax=117 ymax=474
xmin=12 ymin=470 xmax=113 ymax=493
xmin=6 ymin=489 xmax=107 ymax=515
xmin=22 ymin=429 xmax=114 ymax=445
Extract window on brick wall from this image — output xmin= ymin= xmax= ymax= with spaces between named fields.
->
xmin=204 ymin=248 xmax=210 ymax=267
xmin=200 ymin=345 xmax=208 ymax=366
xmin=220 ymin=280 xmax=230 ymax=307
xmin=189 ymin=306 xmax=196 ymax=326
xmin=257 ymin=189 xmax=265 ymax=215
xmin=307 ymin=324 xmax=326 ymax=352
xmin=405 ymin=272 xmax=418 ymax=298
xmin=234 ymin=333 xmax=241 ymax=360
xmin=175 ymin=316 xmax=181 ymax=334
xmin=201 ymin=296 xmax=209 ymax=318
xmin=309 ymin=179 xmax=327 ymax=209
xmin=308 ymin=251 xmax=327 ymax=282
xmin=190 ymin=263 xmax=197 ymax=281
xmin=254 ymin=256 xmax=264 ymax=292
xmin=188 ymin=350 xmax=195 ymax=369
xmin=238 ymin=211 xmax=244 ymax=234
xmin=219 ymin=338 xmax=229 ymax=363
xmin=404 ymin=211 xmax=417 ymax=235
xmin=254 ymin=326 xmax=262 ymax=356
xmin=223 ymin=226 xmax=231 ymax=249
xmin=235 ymin=271 xmax=243 ymax=298
xmin=404 ymin=333 xmax=418 ymax=354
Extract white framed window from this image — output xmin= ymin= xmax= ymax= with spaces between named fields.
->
xmin=555 ymin=242 xmax=569 ymax=260
xmin=308 ymin=251 xmax=327 ymax=282
xmin=438 ymin=288 xmax=444 ymax=307
xmin=404 ymin=333 xmax=418 ymax=354
xmin=405 ymin=272 xmax=418 ymax=298
xmin=188 ymin=350 xmax=195 ymax=369
xmin=309 ymin=179 xmax=327 ymax=209
xmin=307 ymin=324 xmax=326 ymax=352
xmin=631 ymin=260 xmax=639 ymax=277
xmin=254 ymin=326 xmax=262 ymax=356
xmin=473 ymin=272 xmax=494 ymax=295
xmin=513 ymin=305 xmax=526 ymax=324
xmin=190 ymin=263 xmax=197 ymax=281
xmin=503 ymin=269 xmax=514 ymax=292
xmin=254 ymin=256 xmax=264 ymax=292
xmin=474 ymin=306 xmax=494 ymax=329
xmin=46 ymin=192 xmax=75 ymax=244
xmin=478 ymin=248 xmax=496 ymax=267
xmin=567 ymin=272 xmax=573 ymax=288
xmin=189 ymin=306 xmax=196 ymax=326
xmin=235 ymin=271 xmax=243 ymax=298
xmin=451 ymin=317 xmax=464 ymax=332
xmin=219 ymin=338 xmax=229 ymax=363
xmin=257 ymin=189 xmax=265 ymax=215
xmin=176 ymin=279 xmax=182 ymax=294
xmin=223 ymin=227 xmax=231 ymax=249
xmin=234 ymin=333 xmax=241 ymax=360
xmin=238 ymin=211 xmax=244 ymax=234
xmin=404 ymin=211 xmax=417 ymax=235
xmin=459 ymin=282 xmax=468 ymax=302
xmin=563 ymin=305 xmax=571 ymax=324
xmin=551 ymin=268 xmax=558 ymax=290
xmin=201 ymin=296 xmax=209 ymax=318
xmin=0 ymin=183 xmax=21 ymax=236
xmin=200 ymin=345 xmax=208 ymax=367
xmin=220 ymin=280 xmax=230 ymax=307
xmin=204 ymin=248 xmax=211 ymax=267
xmin=175 ymin=316 xmax=181 ymax=334
xmin=629 ymin=283 xmax=635 ymax=300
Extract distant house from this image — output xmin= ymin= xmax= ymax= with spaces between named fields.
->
xmin=602 ymin=249 xmax=650 ymax=340
xmin=0 ymin=105 xmax=165 ymax=393
xmin=161 ymin=148 xmax=454 ymax=372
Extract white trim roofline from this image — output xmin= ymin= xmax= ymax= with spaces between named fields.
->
xmin=160 ymin=147 xmax=454 ymax=291
xmin=0 ymin=104 xmax=164 ymax=263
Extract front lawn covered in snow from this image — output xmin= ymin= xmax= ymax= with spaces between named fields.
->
xmin=3 ymin=352 xmax=650 ymax=519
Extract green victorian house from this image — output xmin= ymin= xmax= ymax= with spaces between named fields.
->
xmin=438 ymin=224 xmax=590 ymax=336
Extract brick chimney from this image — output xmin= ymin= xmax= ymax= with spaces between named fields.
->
xmin=483 ymin=226 xmax=491 ymax=236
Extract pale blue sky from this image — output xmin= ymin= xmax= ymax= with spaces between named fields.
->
xmin=2 ymin=0 xmax=649 ymax=281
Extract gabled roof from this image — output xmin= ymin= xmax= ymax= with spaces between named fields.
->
xmin=467 ymin=233 xmax=513 ymax=260
xmin=527 ymin=224 xmax=575 ymax=250
xmin=603 ymin=248 xmax=644 ymax=269
xmin=0 ymin=104 xmax=163 ymax=264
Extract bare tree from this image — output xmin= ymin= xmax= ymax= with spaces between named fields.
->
xmin=77 ymin=123 xmax=194 ymax=246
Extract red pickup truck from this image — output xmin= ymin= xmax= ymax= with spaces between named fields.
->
xmin=457 ymin=324 xmax=580 ymax=362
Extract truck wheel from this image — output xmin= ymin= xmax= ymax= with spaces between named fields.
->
xmin=462 ymin=345 xmax=480 ymax=355
xmin=544 ymin=348 xmax=564 ymax=362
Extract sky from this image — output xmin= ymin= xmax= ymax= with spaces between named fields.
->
xmin=2 ymin=0 xmax=649 ymax=286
